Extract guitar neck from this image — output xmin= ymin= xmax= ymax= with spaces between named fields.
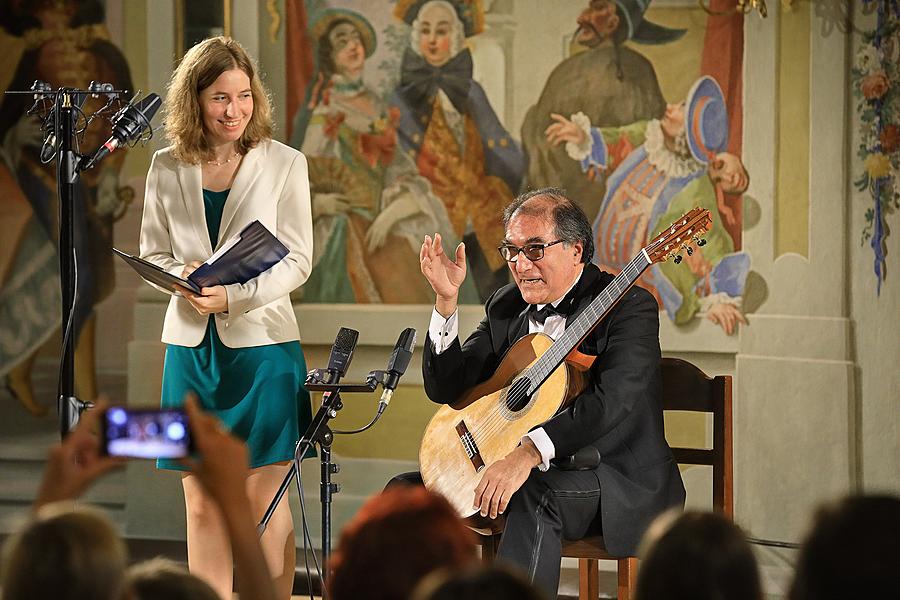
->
xmin=525 ymin=251 xmax=652 ymax=387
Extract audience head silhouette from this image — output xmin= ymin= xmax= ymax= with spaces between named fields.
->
xmin=634 ymin=510 xmax=762 ymax=600
xmin=0 ymin=502 xmax=127 ymax=600
xmin=790 ymin=494 xmax=900 ymax=600
xmin=329 ymin=486 xmax=477 ymax=600
xmin=121 ymin=557 xmax=220 ymax=600
xmin=412 ymin=563 xmax=547 ymax=600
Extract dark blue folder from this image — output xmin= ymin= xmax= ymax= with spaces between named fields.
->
xmin=187 ymin=220 xmax=289 ymax=289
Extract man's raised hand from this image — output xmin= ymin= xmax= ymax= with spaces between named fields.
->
xmin=420 ymin=233 xmax=466 ymax=317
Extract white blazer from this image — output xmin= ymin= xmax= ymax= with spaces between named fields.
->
xmin=139 ymin=139 xmax=313 ymax=348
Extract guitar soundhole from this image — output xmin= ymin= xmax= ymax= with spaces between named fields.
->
xmin=504 ymin=378 xmax=532 ymax=412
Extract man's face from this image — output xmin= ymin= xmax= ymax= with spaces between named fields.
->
xmin=504 ymin=211 xmax=583 ymax=305
xmin=576 ymin=0 xmax=620 ymax=47
xmin=329 ymin=22 xmax=365 ymax=77
xmin=418 ymin=3 xmax=455 ymax=67
xmin=661 ymin=102 xmax=686 ymax=141
xmin=709 ymin=152 xmax=749 ymax=194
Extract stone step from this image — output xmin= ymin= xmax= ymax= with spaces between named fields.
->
xmin=0 ymin=501 xmax=128 ymax=535
xmin=0 ymin=458 xmax=126 ymax=505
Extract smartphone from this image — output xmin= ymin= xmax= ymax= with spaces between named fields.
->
xmin=102 ymin=407 xmax=192 ymax=459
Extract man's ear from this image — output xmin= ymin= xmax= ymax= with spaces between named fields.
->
xmin=573 ymin=240 xmax=584 ymax=263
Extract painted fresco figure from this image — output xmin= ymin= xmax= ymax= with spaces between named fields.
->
xmin=0 ymin=0 xmax=134 ymax=414
xmin=390 ymin=0 xmax=526 ymax=301
xmin=292 ymin=9 xmax=475 ymax=304
xmin=520 ymin=0 xmax=685 ymax=222
xmin=547 ymin=76 xmax=749 ymax=334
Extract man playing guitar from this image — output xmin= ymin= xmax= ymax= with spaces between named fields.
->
xmin=395 ymin=187 xmax=686 ymax=595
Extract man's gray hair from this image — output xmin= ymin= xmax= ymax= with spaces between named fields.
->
xmin=503 ymin=188 xmax=595 ymax=264
xmin=410 ymin=0 xmax=466 ymax=60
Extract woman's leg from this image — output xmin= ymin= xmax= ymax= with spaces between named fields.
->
xmin=182 ymin=472 xmax=234 ymax=600
xmin=246 ymin=462 xmax=296 ymax=600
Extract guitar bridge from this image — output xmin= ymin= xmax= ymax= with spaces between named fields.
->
xmin=455 ymin=420 xmax=485 ymax=472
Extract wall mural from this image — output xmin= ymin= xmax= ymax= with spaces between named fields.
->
xmin=285 ymin=0 xmax=751 ymax=335
xmin=0 ymin=0 xmax=134 ymax=415
xmin=853 ymin=0 xmax=900 ymax=295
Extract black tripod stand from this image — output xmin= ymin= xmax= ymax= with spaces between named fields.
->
xmin=3 ymin=82 xmax=145 ymax=437
xmin=256 ymin=377 xmax=379 ymax=582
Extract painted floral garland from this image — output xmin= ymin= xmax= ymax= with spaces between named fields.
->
xmin=853 ymin=0 xmax=900 ymax=294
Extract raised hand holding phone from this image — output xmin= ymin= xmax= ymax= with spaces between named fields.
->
xmin=34 ymin=398 xmax=125 ymax=511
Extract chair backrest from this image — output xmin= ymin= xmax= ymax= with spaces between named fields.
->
xmin=659 ymin=357 xmax=733 ymax=517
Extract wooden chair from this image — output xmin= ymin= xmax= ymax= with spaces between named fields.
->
xmin=477 ymin=357 xmax=733 ymax=600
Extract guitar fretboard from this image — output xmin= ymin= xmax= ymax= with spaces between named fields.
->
xmin=522 ymin=250 xmax=652 ymax=391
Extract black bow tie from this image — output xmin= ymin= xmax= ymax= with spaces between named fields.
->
xmin=531 ymin=304 xmax=563 ymax=325
xmin=398 ymin=47 xmax=473 ymax=115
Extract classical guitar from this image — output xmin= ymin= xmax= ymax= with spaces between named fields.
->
xmin=419 ymin=208 xmax=713 ymax=516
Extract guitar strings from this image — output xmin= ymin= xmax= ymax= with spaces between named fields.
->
xmin=464 ymin=254 xmax=649 ymax=446
xmin=467 ymin=255 xmax=647 ymax=442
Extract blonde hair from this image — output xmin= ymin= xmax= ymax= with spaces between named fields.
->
xmin=0 ymin=502 xmax=127 ymax=600
xmin=122 ymin=557 xmax=220 ymax=600
xmin=164 ymin=36 xmax=273 ymax=164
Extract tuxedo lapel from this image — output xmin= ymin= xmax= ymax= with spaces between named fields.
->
xmin=507 ymin=304 xmax=530 ymax=346
xmin=565 ymin=264 xmax=602 ymax=329
xmin=217 ymin=142 xmax=264 ymax=246
xmin=176 ymin=161 xmax=213 ymax=256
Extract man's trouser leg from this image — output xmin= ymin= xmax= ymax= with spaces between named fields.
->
xmin=497 ymin=467 xmax=602 ymax=596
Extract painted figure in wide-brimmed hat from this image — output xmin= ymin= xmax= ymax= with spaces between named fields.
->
xmin=522 ymin=0 xmax=685 ymax=222
xmin=388 ymin=0 xmax=526 ymax=301
xmin=547 ymin=76 xmax=750 ymax=334
xmin=291 ymin=8 xmax=477 ymax=304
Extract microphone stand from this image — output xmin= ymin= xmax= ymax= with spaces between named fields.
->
xmin=5 ymin=85 xmax=132 ymax=437
xmin=57 ymin=90 xmax=81 ymax=437
xmin=257 ymin=379 xmax=377 ymax=579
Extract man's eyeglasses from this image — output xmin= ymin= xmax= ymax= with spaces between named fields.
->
xmin=497 ymin=240 xmax=565 ymax=263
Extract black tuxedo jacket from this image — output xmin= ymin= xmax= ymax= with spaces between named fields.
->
xmin=423 ymin=264 xmax=686 ymax=556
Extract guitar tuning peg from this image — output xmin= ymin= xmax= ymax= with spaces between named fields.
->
xmin=673 ymin=254 xmax=683 ymax=264
xmin=686 ymin=246 xmax=693 ymax=256
xmin=697 ymin=238 xmax=707 ymax=247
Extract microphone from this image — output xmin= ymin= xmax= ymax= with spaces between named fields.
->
xmin=80 ymin=92 xmax=161 ymax=171
xmin=377 ymin=328 xmax=417 ymax=410
xmin=38 ymin=83 xmax=91 ymax=163
xmin=319 ymin=327 xmax=360 ymax=385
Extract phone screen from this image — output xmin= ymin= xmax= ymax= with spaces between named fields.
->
xmin=103 ymin=407 xmax=191 ymax=459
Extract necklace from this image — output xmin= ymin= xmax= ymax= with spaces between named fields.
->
xmin=206 ymin=151 xmax=241 ymax=166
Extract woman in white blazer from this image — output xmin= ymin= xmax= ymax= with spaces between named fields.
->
xmin=139 ymin=37 xmax=312 ymax=600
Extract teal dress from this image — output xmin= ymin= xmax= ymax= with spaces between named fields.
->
xmin=157 ymin=188 xmax=313 ymax=470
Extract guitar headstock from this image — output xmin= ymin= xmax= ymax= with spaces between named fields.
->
xmin=644 ymin=208 xmax=712 ymax=265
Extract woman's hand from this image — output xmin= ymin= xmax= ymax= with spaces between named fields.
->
xmin=181 ymin=260 xmax=204 ymax=278
xmin=175 ymin=284 xmax=229 ymax=315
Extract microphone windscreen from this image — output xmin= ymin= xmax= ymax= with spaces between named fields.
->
xmin=327 ymin=327 xmax=359 ymax=378
xmin=136 ymin=93 xmax=162 ymax=120
xmin=387 ymin=328 xmax=416 ymax=376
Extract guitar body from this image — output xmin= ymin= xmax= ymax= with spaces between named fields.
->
xmin=419 ymin=333 xmax=591 ymax=517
